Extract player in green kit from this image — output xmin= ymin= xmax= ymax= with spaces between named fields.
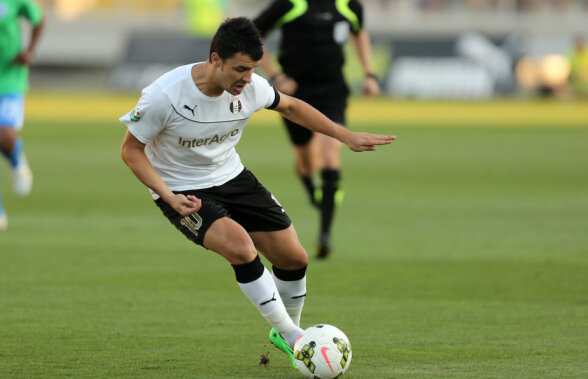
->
xmin=0 ymin=0 xmax=44 ymax=230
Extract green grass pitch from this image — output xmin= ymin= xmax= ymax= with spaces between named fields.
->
xmin=0 ymin=96 xmax=587 ymax=378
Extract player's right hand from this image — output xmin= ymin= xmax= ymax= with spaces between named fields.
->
xmin=169 ymin=194 xmax=202 ymax=216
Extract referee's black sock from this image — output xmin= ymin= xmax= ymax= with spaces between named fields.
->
xmin=299 ymin=174 xmax=319 ymax=208
xmin=320 ymin=169 xmax=341 ymax=241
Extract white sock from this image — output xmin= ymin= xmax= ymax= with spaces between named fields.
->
xmin=238 ymin=268 xmax=303 ymax=346
xmin=271 ymin=271 xmax=306 ymax=327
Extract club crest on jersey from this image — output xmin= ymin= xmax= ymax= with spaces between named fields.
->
xmin=229 ymin=96 xmax=242 ymax=114
xmin=130 ymin=107 xmax=142 ymax=122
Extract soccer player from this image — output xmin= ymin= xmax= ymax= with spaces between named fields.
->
xmin=0 ymin=0 xmax=44 ymax=231
xmin=254 ymin=0 xmax=380 ymax=258
xmin=119 ymin=17 xmax=394 ymax=368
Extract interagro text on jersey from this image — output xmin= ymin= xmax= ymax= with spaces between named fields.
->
xmin=178 ymin=129 xmax=240 ymax=148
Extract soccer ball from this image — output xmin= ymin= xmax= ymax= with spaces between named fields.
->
xmin=294 ymin=324 xmax=352 ymax=379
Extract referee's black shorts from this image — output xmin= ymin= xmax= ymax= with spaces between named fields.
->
xmin=282 ymin=81 xmax=350 ymax=146
xmin=155 ymin=169 xmax=292 ymax=248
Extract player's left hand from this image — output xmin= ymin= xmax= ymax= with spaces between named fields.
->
xmin=345 ymin=132 xmax=396 ymax=152
xmin=12 ymin=51 xmax=34 ymax=66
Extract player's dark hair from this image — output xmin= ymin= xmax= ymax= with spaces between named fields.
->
xmin=209 ymin=17 xmax=263 ymax=62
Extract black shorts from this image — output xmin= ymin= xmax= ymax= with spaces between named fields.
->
xmin=155 ymin=169 xmax=292 ymax=247
xmin=283 ymin=81 xmax=350 ymax=146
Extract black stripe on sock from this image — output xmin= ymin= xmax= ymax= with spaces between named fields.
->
xmin=272 ymin=265 xmax=307 ymax=281
xmin=232 ymin=255 xmax=265 ymax=283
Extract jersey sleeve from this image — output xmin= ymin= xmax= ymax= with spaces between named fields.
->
xmin=347 ymin=0 xmax=364 ymax=34
xmin=119 ymin=85 xmax=171 ymax=144
xmin=19 ymin=0 xmax=43 ymax=26
xmin=251 ymin=73 xmax=277 ymax=111
xmin=253 ymin=0 xmax=293 ymax=37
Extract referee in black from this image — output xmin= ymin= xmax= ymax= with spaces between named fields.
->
xmin=254 ymin=0 xmax=380 ymax=259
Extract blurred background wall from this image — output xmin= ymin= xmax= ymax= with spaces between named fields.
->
xmin=29 ymin=0 xmax=588 ymax=99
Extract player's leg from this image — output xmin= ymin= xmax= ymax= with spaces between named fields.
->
xmin=216 ymin=169 xmax=307 ymax=367
xmin=215 ymin=169 xmax=309 ymax=347
xmin=250 ymin=225 xmax=308 ymax=327
xmin=156 ymin=195 xmax=302 ymax=348
xmin=315 ymin=132 xmax=343 ymax=259
xmin=250 ymin=226 xmax=307 ymax=368
xmin=0 ymin=95 xmax=32 ymax=197
xmin=204 ymin=219 xmax=303 ymax=347
xmin=0 ymin=128 xmax=20 ymax=166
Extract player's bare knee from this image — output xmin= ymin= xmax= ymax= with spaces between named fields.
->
xmin=296 ymin=251 xmax=309 ymax=268
xmin=282 ymin=249 xmax=308 ymax=269
xmin=225 ymin=237 xmax=257 ymax=265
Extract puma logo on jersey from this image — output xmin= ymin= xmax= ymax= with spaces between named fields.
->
xmin=178 ymin=129 xmax=240 ymax=148
xmin=183 ymin=104 xmax=197 ymax=116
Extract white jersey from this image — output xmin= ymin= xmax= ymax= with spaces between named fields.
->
xmin=119 ymin=63 xmax=278 ymax=199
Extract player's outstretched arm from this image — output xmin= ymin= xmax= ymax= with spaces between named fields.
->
xmin=120 ymin=131 xmax=201 ymax=216
xmin=273 ymin=93 xmax=395 ymax=152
